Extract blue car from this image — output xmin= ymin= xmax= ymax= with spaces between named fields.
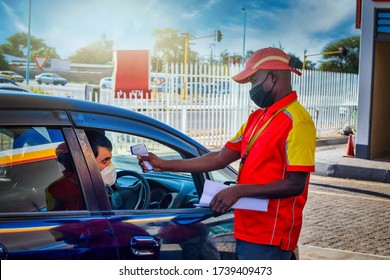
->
xmin=0 ymin=93 xmax=237 ymax=260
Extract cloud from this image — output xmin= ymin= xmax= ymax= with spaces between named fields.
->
xmin=182 ymin=11 xmax=200 ymax=19
xmin=204 ymin=0 xmax=221 ymax=10
xmin=1 ymin=0 xmax=359 ymax=63
xmin=0 ymin=1 xmax=27 ymax=34
xmin=209 ymin=0 xmax=359 ymax=62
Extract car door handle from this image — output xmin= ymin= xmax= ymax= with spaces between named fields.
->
xmin=0 ymin=243 xmax=9 ymax=260
xmin=130 ymin=235 xmax=160 ymax=256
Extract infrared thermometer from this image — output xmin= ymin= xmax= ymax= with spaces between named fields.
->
xmin=130 ymin=144 xmax=154 ymax=171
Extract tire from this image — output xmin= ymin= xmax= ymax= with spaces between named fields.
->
xmin=38 ymin=80 xmax=42 ymax=85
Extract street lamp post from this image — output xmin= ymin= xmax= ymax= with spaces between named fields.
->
xmin=26 ymin=0 xmax=32 ymax=85
xmin=241 ymin=7 xmax=246 ymax=68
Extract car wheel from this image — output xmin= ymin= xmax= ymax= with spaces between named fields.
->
xmin=61 ymin=83 xmax=66 ymax=86
xmin=37 ymin=80 xmax=42 ymax=84
xmin=53 ymin=82 xmax=58 ymax=86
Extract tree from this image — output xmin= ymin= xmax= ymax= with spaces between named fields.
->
xmin=303 ymin=60 xmax=316 ymax=70
xmin=318 ymin=36 xmax=360 ymax=74
xmin=289 ymin=53 xmax=316 ymax=70
xmin=219 ymin=49 xmax=230 ymax=65
xmin=153 ymin=28 xmax=198 ymax=65
xmin=0 ymin=53 xmax=10 ymax=70
xmin=0 ymin=33 xmax=60 ymax=59
xmin=69 ymin=35 xmax=113 ymax=64
xmin=245 ymin=50 xmax=254 ymax=60
xmin=217 ymin=50 xmax=252 ymax=66
xmin=288 ymin=53 xmax=303 ymax=69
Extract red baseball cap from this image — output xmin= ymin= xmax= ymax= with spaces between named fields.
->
xmin=232 ymin=47 xmax=302 ymax=84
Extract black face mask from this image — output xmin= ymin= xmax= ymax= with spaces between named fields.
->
xmin=249 ymin=72 xmax=276 ymax=108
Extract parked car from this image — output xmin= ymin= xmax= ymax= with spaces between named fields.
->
xmin=35 ymin=73 xmax=67 ymax=86
xmin=0 ymin=92 xmax=238 ymax=260
xmin=0 ymin=71 xmax=24 ymax=83
xmin=99 ymin=77 xmax=112 ymax=89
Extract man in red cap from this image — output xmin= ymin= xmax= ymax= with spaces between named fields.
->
xmin=138 ymin=47 xmax=316 ymax=260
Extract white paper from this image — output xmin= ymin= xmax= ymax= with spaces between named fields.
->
xmin=198 ymin=180 xmax=268 ymax=212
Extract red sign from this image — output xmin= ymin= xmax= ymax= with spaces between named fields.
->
xmin=33 ymin=56 xmax=49 ymax=71
xmin=114 ymin=50 xmax=150 ymax=99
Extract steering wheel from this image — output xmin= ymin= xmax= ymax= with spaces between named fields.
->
xmin=109 ymin=170 xmax=151 ymax=210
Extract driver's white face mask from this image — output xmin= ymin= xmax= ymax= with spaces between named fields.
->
xmin=101 ymin=163 xmax=116 ymax=187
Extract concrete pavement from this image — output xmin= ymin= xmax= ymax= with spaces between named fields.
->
xmin=213 ymin=135 xmax=390 ymax=260
xmin=300 ymin=135 xmax=390 ymax=260
xmin=315 ymin=135 xmax=390 ymax=183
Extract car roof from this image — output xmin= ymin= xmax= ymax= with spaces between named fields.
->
xmin=0 ymin=77 xmax=18 ymax=85
xmin=0 ymin=89 xmax=30 ymax=94
xmin=0 ymin=92 xmax=130 ymax=112
xmin=0 ymin=92 xmax=204 ymax=149
xmin=0 ymin=84 xmax=30 ymax=92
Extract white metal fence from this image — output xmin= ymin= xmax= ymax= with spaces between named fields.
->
xmin=48 ymin=64 xmax=359 ymax=147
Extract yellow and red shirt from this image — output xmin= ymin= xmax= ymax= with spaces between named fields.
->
xmin=225 ymin=91 xmax=316 ymax=251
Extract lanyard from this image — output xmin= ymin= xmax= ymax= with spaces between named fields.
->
xmin=236 ymin=106 xmax=288 ymax=182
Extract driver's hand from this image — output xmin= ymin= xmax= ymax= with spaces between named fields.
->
xmin=137 ymin=152 xmax=164 ymax=172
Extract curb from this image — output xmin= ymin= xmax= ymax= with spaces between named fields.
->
xmin=316 ymin=136 xmax=348 ymax=147
xmin=314 ymin=162 xmax=390 ymax=183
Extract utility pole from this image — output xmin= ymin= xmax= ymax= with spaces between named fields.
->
xmin=210 ymin=43 xmax=215 ymax=66
xmin=182 ymin=30 xmax=222 ymax=99
xmin=26 ymin=0 xmax=32 ymax=85
xmin=183 ymin=33 xmax=190 ymax=99
xmin=241 ymin=7 xmax=247 ymax=68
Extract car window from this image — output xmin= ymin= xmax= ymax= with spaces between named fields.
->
xmin=0 ymin=127 xmax=85 ymax=212
xmin=209 ymin=168 xmax=238 ymax=185
xmin=104 ymin=130 xmax=199 ymax=210
xmin=106 ymin=131 xmax=184 ymax=170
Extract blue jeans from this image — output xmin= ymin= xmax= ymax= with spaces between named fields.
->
xmin=236 ymin=239 xmax=293 ymax=260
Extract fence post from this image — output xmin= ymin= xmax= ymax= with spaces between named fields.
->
xmin=181 ymin=106 xmax=187 ymax=134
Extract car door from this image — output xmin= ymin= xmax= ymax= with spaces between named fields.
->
xmin=70 ymin=111 xmax=237 ymax=260
xmin=42 ymin=74 xmax=50 ymax=84
xmin=0 ymin=110 xmax=118 ymax=260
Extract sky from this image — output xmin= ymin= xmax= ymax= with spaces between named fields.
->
xmin=0 ymin=0 xmax=360 ymax=64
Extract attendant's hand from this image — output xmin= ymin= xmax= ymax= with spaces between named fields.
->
xmin=137 ymin=152 xmax=164 ymax=172
xmin=210 ymin=186 xmax=240 ymax=213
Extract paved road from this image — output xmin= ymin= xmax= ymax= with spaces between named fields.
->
xmin=299 ymin=175 xmax=390 ymax=260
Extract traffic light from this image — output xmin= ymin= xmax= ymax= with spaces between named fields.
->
xmin=341 ymin=47 xmax=348 ymax=57
xmin=217 ymin=30 xmax=222 ymax=42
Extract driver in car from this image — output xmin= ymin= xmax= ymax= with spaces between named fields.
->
xmin=85 ymin=130 xmax=116 ymax=187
